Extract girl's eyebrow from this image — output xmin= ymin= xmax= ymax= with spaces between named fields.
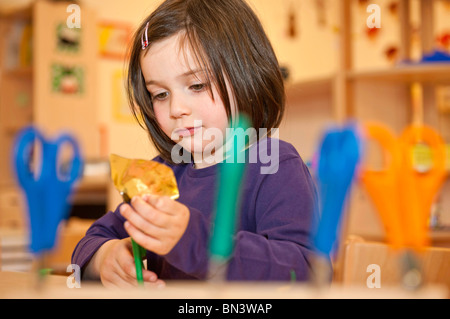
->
xmin=179 ymin=68 xmax=205 ymax=78
xmin=145 ymin=68 xmax=205 ymax=86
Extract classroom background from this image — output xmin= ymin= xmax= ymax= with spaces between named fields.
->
xmin=0 ymin=0 xmax=450 ymax=294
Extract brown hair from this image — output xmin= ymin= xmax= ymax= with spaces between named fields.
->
xmin=126 ymin=0 xmax=285 ymax=163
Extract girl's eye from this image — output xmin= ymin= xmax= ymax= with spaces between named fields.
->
xmin=152 ymin=91 xmax=169 ymax=101
xmin=190 ymin=83 xmax=206 ymax=92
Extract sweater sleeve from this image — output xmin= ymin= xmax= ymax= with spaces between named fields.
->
xmin=227 ymin=156 xmax=321 ymax=281
xmin=71 ymin=205 xmax=129 ymax=272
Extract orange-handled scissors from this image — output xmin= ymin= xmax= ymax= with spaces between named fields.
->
xmin=360 ymin=122 xmax=447 ymax=251
xmin=400 ymin=125 xmax=447 ymax=237
xmin=360 ymin=123 xmax=404 ymax=249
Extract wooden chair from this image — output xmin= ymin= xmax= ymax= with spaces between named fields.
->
xmin=338 ymin=236 xmax=450 ymax=293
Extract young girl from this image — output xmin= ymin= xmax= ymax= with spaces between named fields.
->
xmin=72 ymin=0 xmax=322 ymax=288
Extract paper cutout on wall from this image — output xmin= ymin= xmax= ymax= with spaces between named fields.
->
xmin=287 ymin=11 xmax=297 ymax=38
xmin=444 ymin=1 xmax=450 ymax=11
xmin=315 ymin=0 xmax=327 ymax=27
xmin=16 ymin=91 xmax=30 ymax=108
xmin=99 ymin=21 xmax=132 ymax=60
xmin=51 ymin=64 xmax=84 ymax=95
xmin=366 ymin=26 xmax=380 ymax=41
xmin=388 ymin=1 xmax=399 ymax=17
xmin=280 ymin=65 xmax=290 ymax=81
xmin=56 ymin=23 xmax=81 ymax=53
xmin=286 ymin=0 xmax=300 ymax=39
xmin=358 ymin=0 xmax=369 ymax=8
xmin=112 ymin=69 xmax=134 ymax=122
xmin=436 ymin=31 xmax=450 ymax=52
xmin=384 ymin=45 xmax=399 ymax=64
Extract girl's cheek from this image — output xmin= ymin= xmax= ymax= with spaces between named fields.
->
xmin=153 ymin=111 xmax=172 ymax=138
xmin=153 ymin=106 xmax=168 ymax=123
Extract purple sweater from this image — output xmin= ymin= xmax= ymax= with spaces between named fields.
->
xmin=72 ymin=138 xmax=321 ymax=281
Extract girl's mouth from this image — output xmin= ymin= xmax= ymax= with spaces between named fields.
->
xmin=174 ymin=126 xmax=201 ymax=138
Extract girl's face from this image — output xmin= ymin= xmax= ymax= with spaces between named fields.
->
xmin=140 ymin=33 xmax=234 ymax=168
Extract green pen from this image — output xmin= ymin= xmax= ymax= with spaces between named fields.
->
xmin=131 ymin=238 xmax=145 ymax=285
xmin=209 ymin=115 xmax=250 ymax=279
xmin=121 ymin=192 xmax=145 ymax=286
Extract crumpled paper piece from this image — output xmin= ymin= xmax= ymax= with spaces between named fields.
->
xmin=110 ymin=154 xmax=179 ymax=201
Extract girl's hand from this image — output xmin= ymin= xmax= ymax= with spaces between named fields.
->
xmin=93 ymin=238 xmax=165 ymax=289
xmin=120 ymin=195 xmax=190 ymax=256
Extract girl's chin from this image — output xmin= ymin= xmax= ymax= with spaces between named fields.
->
xmin=177 ymin=141 xmax=222 ymax=157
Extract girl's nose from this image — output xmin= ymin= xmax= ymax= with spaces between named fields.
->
xmin=169 ymin=94 xmax=192 ymax=118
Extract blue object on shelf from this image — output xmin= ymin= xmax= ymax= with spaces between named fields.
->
xmin=420 ymin=50 xmax=450 ymax=63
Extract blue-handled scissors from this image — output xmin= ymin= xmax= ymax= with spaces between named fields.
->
xmin=313 ymin=124 xmax=360 ymax=257
xmin=13 ymin=126 xmax=83 ymax=256
xmin=311 ymin=123 xmax=361 ymax=285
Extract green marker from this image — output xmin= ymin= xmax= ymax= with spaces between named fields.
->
xmin=131 ymin=238 xmax=145 ymax=285
xmin=121 ymin=192 xmax=145 ymax=286
xmin=209 ymin=115 xmax=250 ymax=279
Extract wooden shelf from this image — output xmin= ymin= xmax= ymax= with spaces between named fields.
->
xmin=76 ymin=175 xmax=109 ymax=192
xmin=0 ymin=6 xmax=32 ymax=20
xmin=285 ymin=76 xmax=334 ymax=102
xmin=346 ymin=63 xmax=450 ymax=84
xmin=286 ymin=63 xmax=450 ymax=100
xmin=431 ymin=228 xmax=450 ymax=246
xmin=2 ymin=67 xmax=32 ymax=78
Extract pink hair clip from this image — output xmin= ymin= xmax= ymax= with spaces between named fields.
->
xmin=141 ymin=22 xmax=150 ymax=50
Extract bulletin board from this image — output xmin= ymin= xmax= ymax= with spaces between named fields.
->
xmin=99 ymin=21 xmax=132 ymax=60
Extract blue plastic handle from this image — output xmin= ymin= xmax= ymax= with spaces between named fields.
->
xmin=312 ymin=124 xmax=360 ymax=257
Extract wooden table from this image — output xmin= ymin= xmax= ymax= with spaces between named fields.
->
xmin=0 ymin=271 xmax=447 ymax=299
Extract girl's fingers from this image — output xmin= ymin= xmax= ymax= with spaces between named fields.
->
xmin=121 ymin=204 xmax=166 ymax=235
xmin=123 ymin=209 xmax=167 ymax=239
xmin=100 ymin=238 xmax=164 ymax=288
xmin=121 ymin=196 xmax=189 ymax=256
xmin=117 ymin=256 xmax=137 ymax=279
xmin=124 ymin=197 xmax=169 ymax=228
xmin=142 ymin=269 xmax=158 ymax=282
xmin=144 ymin=195 xmax=179 ymax=215
xmin=116 ymin=244 xmax=142 ymax=283
xmin=111 ymin=273 xmax=136 ymax=289
xmin=102 ymin=263 xmax=137 ymax=289
xmin=124 ymin=221 xmax=164 ymax=253
xmin=143 ymin=279 xmax=166 ymax=289
xmin=106 ymin=269 xmax=164 ymax=289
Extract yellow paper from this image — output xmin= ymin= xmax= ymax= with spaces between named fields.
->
xmin=109 ymin=154 xmax=179 ymax=200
